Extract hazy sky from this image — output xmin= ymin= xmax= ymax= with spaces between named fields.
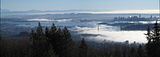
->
xmin=1 ymin=0 xmax=159 ymax=11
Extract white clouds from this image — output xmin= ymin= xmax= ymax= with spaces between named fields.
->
xmin=27 ymin=19 xmax=51 ymax=21
xmin=76 ymin=25 xmax=147 ymax=43
xmin=81 ymin=30 xmax=147 ymax=43
xmin=27 ymin=18 xmax=72 ymax=22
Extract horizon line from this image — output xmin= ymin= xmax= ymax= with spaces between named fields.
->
xmin=1 ymin=9 xmax=159 ymax=14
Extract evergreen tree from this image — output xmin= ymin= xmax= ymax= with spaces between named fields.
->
xmin=50 ymin=23 xmax=57 ymax=32
xmin=79 ymin=38 xmax=88 ymax=57
xmin=45 ymin=27 xmax=49 ymax=37
xmin=30 ymin=22 xmax=49 ymax=57
xmin=63 ymin=27 xmax=71 ymax=40
xmin=62 ymin=26 xmax=76 ymax=57
xmin=36 ymin=22 xmax=44 ymax=36
xmin=44 ymin=23 xmax=75 ymax=57
xmin=145 ymin=20 xmax=160 ymax=57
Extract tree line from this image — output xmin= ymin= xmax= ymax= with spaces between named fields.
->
xmin=0 ymin=21 xmax=160 ymax=57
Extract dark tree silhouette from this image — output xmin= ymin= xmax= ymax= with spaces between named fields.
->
xmin=36 ymin=23 xmax=75 ymax=57
xmin=79 ymin=38 xmax=88 ymax=57
xmin=30 ymin=22 xmax=50 ymax=57
xmin=145 ymin=20 xmax=160 ymax=57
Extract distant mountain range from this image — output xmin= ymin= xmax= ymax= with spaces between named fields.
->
xmin=1 ymin=9 xmax=95 ymax=13
xmin=1 ymin=9 xmax=159 ymax=14
xmin=1 ymin=9 xmax=11 ymax=12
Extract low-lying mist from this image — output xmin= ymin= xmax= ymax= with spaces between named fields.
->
xmin=76 ymin=24 xmax=147 ymax=43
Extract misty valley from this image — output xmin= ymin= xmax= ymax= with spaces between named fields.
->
xmin=1 ymin=14 xmax=159 ymax=42
xmin=0 ymin=13 xmax=160 ymax=57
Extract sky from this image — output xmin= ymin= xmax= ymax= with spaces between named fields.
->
xmin=1 ymin=0 xmax=159 ymax=11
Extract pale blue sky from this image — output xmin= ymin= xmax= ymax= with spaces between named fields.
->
xmin=1 ymin=0 xmax=159 ymax=11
